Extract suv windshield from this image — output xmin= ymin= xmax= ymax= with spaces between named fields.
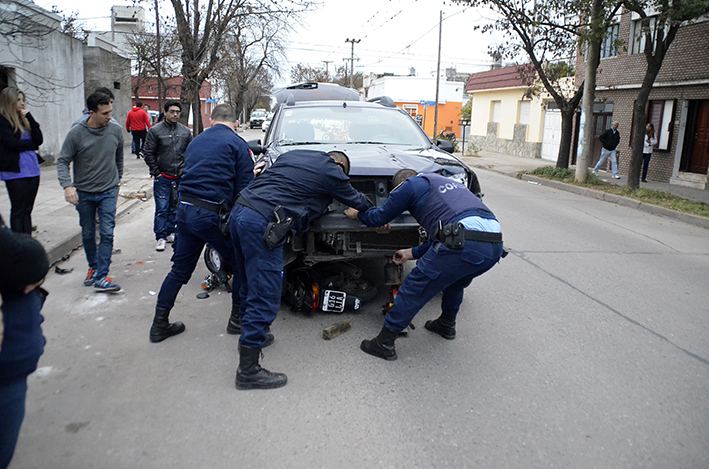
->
xmin=273 ymin=106 xmax=431 ymax=148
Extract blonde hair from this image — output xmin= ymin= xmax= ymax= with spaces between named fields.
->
xmin=0 ymin=87 xmax=30 ymax=134
xmin=0 ymin=86 xmax=30 ymax=133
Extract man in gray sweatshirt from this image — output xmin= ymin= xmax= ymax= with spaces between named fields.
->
xmin=57 ymin=91 xmax=124 ymax=292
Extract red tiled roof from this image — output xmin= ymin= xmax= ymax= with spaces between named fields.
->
xmin=465 ymin=64 xmax=535 ymax=92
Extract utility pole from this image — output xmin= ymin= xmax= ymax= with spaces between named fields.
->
xmin=322 ymin=60 xmax=333 ymax=79
xmin=433 ymin=10 xmax=442 ymax=140
xmin=345 ymin=38 xmax=360 ymax=89
xmin=154 ymin=0 xmax=162 ymax=113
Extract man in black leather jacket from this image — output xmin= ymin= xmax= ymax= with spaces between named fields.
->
xmin=142 ymin=100 xmax=193 ymax=251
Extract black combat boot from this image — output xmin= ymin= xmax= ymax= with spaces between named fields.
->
xmin=424 ymin=313 xmax=456 ymax=340
xmin=226 ymin=303 xmax=241 ymax=335
xmin=235 ymin=346 xmax=287 ymax=390
xmin=150 ymin=307 xmax=186 ymax=343
xmin=360 ymin=326 xmax=398 ymax=361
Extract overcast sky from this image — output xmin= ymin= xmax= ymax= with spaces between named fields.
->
xmin=39 ymin=0 xmax=501 ymax=85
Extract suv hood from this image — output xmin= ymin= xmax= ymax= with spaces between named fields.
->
xmin=287 ymin=143 xmax=468 ymax=178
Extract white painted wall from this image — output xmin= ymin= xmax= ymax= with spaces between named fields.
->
xmin=0 ymin=0 xmax=86 ymax=161
xmin=368 ymin=76 xmax=465 ymax=103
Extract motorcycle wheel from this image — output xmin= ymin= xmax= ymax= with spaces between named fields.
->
xmin=204 ymin=245 xmax=227 ymax=276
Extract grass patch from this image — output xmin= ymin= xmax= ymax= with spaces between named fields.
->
xmin=522 ymin=167 xmax=709 ymax=219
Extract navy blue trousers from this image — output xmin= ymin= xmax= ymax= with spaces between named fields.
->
xmin=230 ymin=205 xmax=284 ymax=349
xmin=157 ymin=204 xmax=239 ymax=311
xmin=0 ymin=378 xmax=27 ymax=469
xmin=385 ymin=240 xmax=503 ymax=333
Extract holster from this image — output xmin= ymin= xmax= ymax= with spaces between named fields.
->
xmin=170 ymin=180 xmax=179 ymax=208
xmin=218 ymin=200 xmax=233 ymax=238
xmin=433 ymin=221 xmax=503 ymax=250
xmin=262 ymin=205 xmax=293 ymax=250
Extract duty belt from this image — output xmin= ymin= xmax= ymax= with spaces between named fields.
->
xmin=434 ymin=221 xmax=502 ymax=249
xmin=180 ymin=194 xmax=221 ymax=214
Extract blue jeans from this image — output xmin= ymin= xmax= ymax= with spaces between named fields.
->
xmin=153 ymin=176 xmax=178 ymax=240
xmin=594 ymin=147 xmax=618 ymax=176
xmin=0 ymin=378 xmax=28 ymax=469
xmin=230 ymin=205 xmax=284 ymax=349
xmin=384 ymin=240 xmax=503 ymax=333
xmin=156 ymin=204 xmax=239 ymax=311
xmin=76 ymin=187 xmax=118 ymax=279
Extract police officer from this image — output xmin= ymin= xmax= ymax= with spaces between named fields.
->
xmin=344 ymin=169 xmax=503 ymax=360
xmin=149 ymin=104 xmax=252 ymax=343
xmin=230 ymin=150 xmax=373 ymax=390
xmin=142 ymin=100 xmax=192 ymax=252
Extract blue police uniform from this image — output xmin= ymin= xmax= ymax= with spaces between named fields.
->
xmin=152 ymin=124 xmax=253 ymax=341
xmin=231 ymin=150 xmax=373 ymax=349
xmin=357 ymin=173 xmax=503 ymax=336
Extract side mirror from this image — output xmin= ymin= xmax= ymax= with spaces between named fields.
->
xmin=247 ymin=139 xmax=264 ymax=156
xmin=436 ymin=139 xmax=454 ymax=154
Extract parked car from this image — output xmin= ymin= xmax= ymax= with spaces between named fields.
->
xmin=249 ymin=110 xmax=268 ymax=129
xmin=262 ymin=116 xmax=272 ymax=133
xmin=208 ymin=82 xmax=483 ymax=314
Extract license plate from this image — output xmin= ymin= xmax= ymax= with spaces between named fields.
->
xmin=322 ymin=290 xmax=346 ymax=313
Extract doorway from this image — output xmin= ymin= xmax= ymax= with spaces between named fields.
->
xmin=680 ymin=100 xmax=709 ymax=175
xmin=589 ymin=103 xmax=615 ymax=168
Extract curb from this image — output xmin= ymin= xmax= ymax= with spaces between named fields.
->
xmin=46 ymin=184 xmax=155 ymax=266
xmin=520 ymin=174 xmax=709 ymax=230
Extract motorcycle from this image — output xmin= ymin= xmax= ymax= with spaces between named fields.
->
xmin=201 ymin=244 xmax=376 ymax=314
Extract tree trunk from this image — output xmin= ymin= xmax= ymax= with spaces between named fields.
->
xmin=556 ymin=108 xmax=576 ymax=169
xmin=628 ymin=63 xmax=661 ymax=189
xmin=576 ymin=0 xmax=604 ymax=182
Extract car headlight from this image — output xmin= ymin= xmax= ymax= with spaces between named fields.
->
xmin=446 ymin=171 xmax=468 ymax=188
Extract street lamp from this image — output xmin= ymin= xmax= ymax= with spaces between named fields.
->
xmin=458 ymin=119 xmax=470 ymax=155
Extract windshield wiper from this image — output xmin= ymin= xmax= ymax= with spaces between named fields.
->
xmin=278 ymin=141 xmax=325 ymax=146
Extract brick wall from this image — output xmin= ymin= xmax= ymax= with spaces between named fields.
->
xmin=576 ymin=13 xmax=709 ymax=88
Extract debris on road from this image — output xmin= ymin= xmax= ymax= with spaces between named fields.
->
xmin=322 ymin=320 xmax=352 ymax=340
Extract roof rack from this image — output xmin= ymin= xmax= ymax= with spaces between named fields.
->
xmin=366 ymin=96 xmax=396 ymax=108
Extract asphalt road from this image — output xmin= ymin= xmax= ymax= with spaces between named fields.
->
xmin=10 ymin=164 xmax=709 ymax=468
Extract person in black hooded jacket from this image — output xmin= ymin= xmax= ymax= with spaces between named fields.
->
xmin=0 ymin=87 xmax=43 ymax=234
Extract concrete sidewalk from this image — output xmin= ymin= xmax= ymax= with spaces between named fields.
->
xmin=0 ymin=148 xmax=154 ymax=265
xmin=1 ymin=148 xmax=707 ymax=267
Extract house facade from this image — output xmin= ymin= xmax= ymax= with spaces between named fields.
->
xmin=0 ymin=0 xmax=130 ymax=162
xmin=465 ymin=65 xmax=559 ymax=159
xmin=365 ymin=75 xmax=465 ymax=139
xmin=575 ymin=10 xmax=709 ymax=189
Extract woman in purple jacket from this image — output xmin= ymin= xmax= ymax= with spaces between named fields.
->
xmin=0 ymin=87 xmax=43 ymax=234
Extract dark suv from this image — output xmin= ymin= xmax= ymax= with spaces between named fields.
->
xmin=240 ymin=82 xmax=482 ymax=311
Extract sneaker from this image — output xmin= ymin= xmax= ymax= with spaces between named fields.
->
xmin=84 ymin=268 xmax=96 ymax=286
xmin=593 ymin=170 xmax=598 ymax=176
xmin=613 ymin=175 xmax=621 ymax=179
xmin=156 ymin=238 xmax=166 ymax=251
xmin=94 ymin=276 xmax=121 ymax=292
xmin=166 ymin=233 xmax=175 ymax=243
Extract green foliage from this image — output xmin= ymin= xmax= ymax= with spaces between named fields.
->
xmin=460 ymin=99 xmax=471 ymax=121
xmin=526 ymin=168 xmax=709 ymax=218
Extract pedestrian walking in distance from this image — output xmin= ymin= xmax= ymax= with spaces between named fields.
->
xmin=142 ymin=100 xmax=192 ymax=252
xmin=125 ymin=100 xmax=151 ymax=158
xmin=345 ymin=170 xmax=504 ymax=361
xmin=57 ymin=91 xmax=124 ymax=292
xmin=593 ymin=121 xmax=621 ymax=179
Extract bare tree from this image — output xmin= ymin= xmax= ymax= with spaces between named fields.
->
xmin=168 ymin=0 xmax=313 ymax=135
xmin=454 ymin=0 xmax=592 ymax=168
xmin=622 ymin=0 xmax=709 ymax=189
xmin=214 ymin=16 xmax=287 ymax=123
xmin=290 ymin=63 xmax=333 ymax=83
xmin=125 ymin=26 xmax=181 ymax=104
